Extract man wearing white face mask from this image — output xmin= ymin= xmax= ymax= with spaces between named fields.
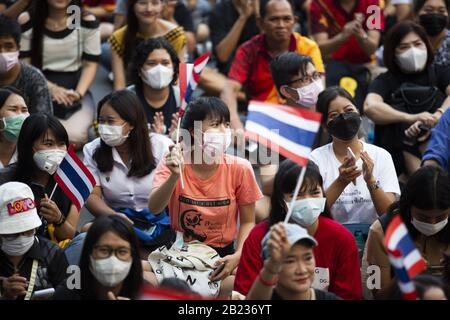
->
xmin=0 ymin=182 xmax=69 ymax=300
xmin=128 ymin=38 xmax=181 ymax=136
xmin=0 ymin=15 xmax=52 ymax=115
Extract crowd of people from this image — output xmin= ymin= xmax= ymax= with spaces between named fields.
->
xmin=0 ymin=0 xmax=449 ymax=301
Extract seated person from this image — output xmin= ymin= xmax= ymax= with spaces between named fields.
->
xmin=0 ymin=15 xmax=52 ymax=114
xmin=0 ymin=182 xmax=68 ymax=300
xmin=246 ymin=222 xmax=341 ymax=300
xmin=221 ymin=0 xmax=324 ymax=131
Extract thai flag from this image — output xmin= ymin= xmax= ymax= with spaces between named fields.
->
xmin=384 ymin=215 xmax=427 ymax=300
xmin=54 ymin=144 xmax=96 ymax=211
xmin=245 ymin=101 xmax=322 ymax=166
xmin=178 ymin=53 xmax=210 ymax=118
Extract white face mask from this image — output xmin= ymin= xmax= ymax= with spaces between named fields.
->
xmin=33 ymin=149 xmax=67 ymax=175
xmin=0 ymin=51 xmax=19 ymax=73
xmin=202 ymin=129 xmax=232 ymax=159
xmin=286 ymin=197 xmax=326 ymax=227
xmin=141 ymin=64 xmax=174 ymax=89
xmin=411 ymin=217 xmax=448 ymax=236
xmin=98 ymin=123 xmax=128 ymax=147
xmin=293 ymin=79 xmax=324 ymax=108
xmin=396 ymin=47 xmax=428 ymax=73
xmin=1 ymin=234 xmax=35 ymax=256
xmin=89 ymin=255 xmax=132 ymax=288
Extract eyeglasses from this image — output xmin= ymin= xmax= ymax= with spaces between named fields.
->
xmin=287 ymin=72 xmax=322 ymax=87
xmin=93 ymin=245 xmax=132 ymax=261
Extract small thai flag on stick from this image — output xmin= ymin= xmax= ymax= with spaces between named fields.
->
xmin=51 ymin=144 xmax=96 ymax=211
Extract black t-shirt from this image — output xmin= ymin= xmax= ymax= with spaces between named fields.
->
xmin=136 ymin=85 xmax=178 ymax=133
xmin=368 ymin=65 xmax=450 ymax=102
xmin=209 ymin=0 xmax=259 ymax=75
xmin=0 ymin=236 xmax=68 ymax=300
xmin=174 ymin=2 xmax=194 ymax=33
xmin=271 ymin=288 xmax=341 ymax=300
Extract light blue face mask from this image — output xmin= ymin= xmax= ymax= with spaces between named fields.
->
xmin=0 ymin=114 xmax=28 ymax=142
xmin=286 ymin=197 xmax=326 ymax=227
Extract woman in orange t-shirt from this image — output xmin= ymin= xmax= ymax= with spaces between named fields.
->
xmin=149 ymin=96 xmax=263 ymax=283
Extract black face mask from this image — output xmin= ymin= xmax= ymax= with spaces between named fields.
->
xmin=419 ymin=13 xmax=449 ymax=37
xmin=327 ymin=112 xmax=361 ymax=141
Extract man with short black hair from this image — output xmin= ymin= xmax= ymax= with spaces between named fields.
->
xmin=0 ymin=15 xmax=52 ymax=114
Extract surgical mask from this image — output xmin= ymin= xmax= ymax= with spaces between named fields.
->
xmin=411 ymin=218 xmax=448 ymax=237
xmin=0 ymin=114 xmax=28 ymax=142
xmin=141 ymin=65 xmax=174 ymax=89
xmin=327 ymin=112 xmax=361 ymax=141
xmin=419 ymin=14 xmax=448 ymax=37
xmin=202 ymin=129 xmax=232 ymax=158
xmin=293 ymin=80 xmax=324 ymax=108
xmin=0 ymin=51 xmax=19 ymax=73
xmin=396 ymin=47 xmax=428 ymax=73
xmin=98 ymin=123 xmax=128 ymax=147
xmin=287 ymin=197 xmax=326 ymax=227
xmin=33 ymin=149 xmax=66 ymax=175
xmin=89 ymin=255 xmax=132 ymax=288
xmin=1 ymin=235 xmax=35 ymax=256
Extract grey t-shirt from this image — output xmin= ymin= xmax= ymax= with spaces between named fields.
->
xmin=10 ymin=62 xmax=53 ymax=114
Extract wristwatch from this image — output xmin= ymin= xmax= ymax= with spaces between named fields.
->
xmin=367 ymin=180 xmax=380 ymax=192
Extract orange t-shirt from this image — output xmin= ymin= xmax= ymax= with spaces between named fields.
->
xmin=152 ymin=154 xmax=263 ymax=248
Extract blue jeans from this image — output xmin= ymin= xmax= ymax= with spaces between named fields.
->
xmin=100 ymin=42 xmax=112 ymax=71
xmin=63 ymin=232 xmax=86 ymax=266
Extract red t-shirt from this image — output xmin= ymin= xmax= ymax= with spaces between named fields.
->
xmin=234 ymin=215 xmax=363 ymax=300
xmin=228 ymin=33 xmax=325 ymax=103
xmin=309 ymin=0 xmax=384 ymax=64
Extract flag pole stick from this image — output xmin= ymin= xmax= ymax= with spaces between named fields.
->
xmin=176 ymin=117 xmax=185 ymax=189
xmin=284 ymin=164 xmax=307 ymax=224
xmin=49 ymin=183 xmax=58 ymax=200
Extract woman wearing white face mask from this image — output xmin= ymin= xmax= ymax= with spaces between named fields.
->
xmin=149 ymin=97 xmax=263 ymax=293
xmin=0 ymin=113 xmax=79 ymax=245
xmin=53 ymin=215 xmax=143 ymax=300
xmin=365 ymin=21 xmax=450 ymax=181
xmin=83 ymin=90 xmax=173 ymax=257
xmin=0 ymin=182 xmax=69 ymax=300
xmin=128 ymin=38 xmax=181 ymax=136
xmin=235 ymin=160 xmax=362 ymax=300
xmin=363 ymin=165 xmax=450 ymax=300
xmin=0 ymin=87 xmax=29 ymax=169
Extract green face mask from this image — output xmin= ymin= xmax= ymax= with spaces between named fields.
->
xmin=0 ymin=114 xmax=27 ymax=142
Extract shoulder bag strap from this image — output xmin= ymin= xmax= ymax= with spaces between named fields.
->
xmin=24 ymin=259 xmax=39 ymax=300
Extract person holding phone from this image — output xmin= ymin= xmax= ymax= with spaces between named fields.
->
xmin=310 ymin=87 xmax=400 ymax=225
xmin=0 ymin=182 xmax=68 ymax=300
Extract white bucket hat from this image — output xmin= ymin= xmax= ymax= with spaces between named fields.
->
xmin=0 ymin=182 xmax=42 ymax=235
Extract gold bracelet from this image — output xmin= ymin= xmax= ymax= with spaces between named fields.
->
xmin=436 ymin=108 xmax=445 ymax=115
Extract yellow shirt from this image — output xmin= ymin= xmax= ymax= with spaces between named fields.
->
xmin=109 ymin=25 xmax=186 ymax=58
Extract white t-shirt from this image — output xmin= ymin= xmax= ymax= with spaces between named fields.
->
xmin=391 ymin=0 xmax=412 ymax=4
xmin=0 ymin=149 xmax=17 ymax=169
xmin=310 ymin=141 xmax=400 ymax=224
xmin=83 ymin=133 xmax=172 ymax=211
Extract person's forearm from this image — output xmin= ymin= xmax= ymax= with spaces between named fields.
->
xmin=316 ymin=33 xmax=348 ymax=57
xmin=220 ymin=81 xmax=243 ymax=130
xmin=395 ymin=4 xmax=412 ymax=22
xmin=148 ymin=175 xmax=179 ymax=214
xmin=247 ymin=261 xmax=279 ymax=300
xmin=438 ymin=96 xmax=450 ymax=114
xmin=84 ymin=6 xmax=112 ymax=19
xmin=325 ymin=178 xmax=348 ymax=209
xmin=86 ymin=194 xmax=116 ymax=218
xmin=422 ymin=159 xmax=442 ymax=168
xmin=54 ymin=219 xmax=76 ymax=241
xmin=355 ymin=36 xmax=378 ymax=57
xmin=113 ymin=14 xmax=126 ymax=31
xmin=186 ymin=32 xmax=196 ymax=55
xmin=76 ymin=61 xmax=98 ymax=96
xmin=365 ymin=101 xmax=411 ymax=125
xmin=368 ymin=185 xmax=395 ymax=216
xmin=112 ymin=59 xmax=126 ymax=90
xmin=3 ymin=0 xmax=30 ymax=19
xmin=215 ymin=16 xmax=248 ymax=63
xmin=235 ymin=221 xmax=255 ymax=254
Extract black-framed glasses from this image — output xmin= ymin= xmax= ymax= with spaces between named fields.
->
xmin=93 ymin=245 xmax=132 ymax=261
xmin=287 ymin=72 xmax=322 ymax=86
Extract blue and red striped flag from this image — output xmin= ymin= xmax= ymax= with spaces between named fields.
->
xmin=245 ymin=101 xmax=322 ymax=166
xmin=54 ymin=145 xmax=96 ymax=211
xmin=178 ymin=53 xmax=209 ymax=118
xmin=384 ymin=215 xmax=427 ymax=300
